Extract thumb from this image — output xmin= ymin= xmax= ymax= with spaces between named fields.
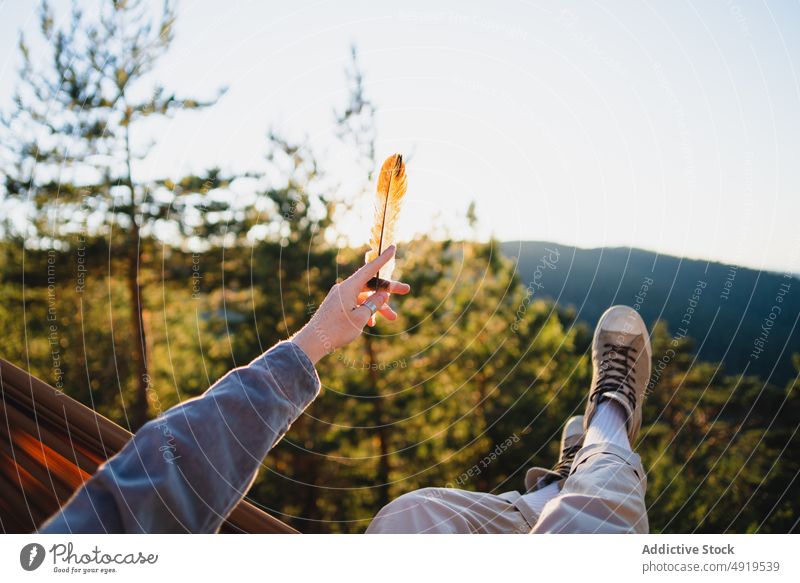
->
xmin=354 ymin=291 xmax=390 ymax=326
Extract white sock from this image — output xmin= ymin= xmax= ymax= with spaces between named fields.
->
xmin=584 ymin=400 xmax=631 ymax=451
xmin=524 ymin=482 xmax=560 ymax=516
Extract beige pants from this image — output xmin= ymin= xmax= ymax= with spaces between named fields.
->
xmin=366 ymin=443 xmax=648 ymax=534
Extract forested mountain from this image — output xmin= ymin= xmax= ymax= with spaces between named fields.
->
xmin=501 ymin=241 xmax=799 ymax=384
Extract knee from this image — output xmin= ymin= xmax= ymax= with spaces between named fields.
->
xmin=404 ymin=487 xmax=449 ymax=505
xmin=367 ymin=488 xmax=463 ymax=534
xmin=377 ymin=488 xmax=444 ymax=516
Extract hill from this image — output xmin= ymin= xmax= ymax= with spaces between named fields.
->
xmin=500 ymin=241 xmax=799 ymax=384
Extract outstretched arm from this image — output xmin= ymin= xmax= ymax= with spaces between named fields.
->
xmin=41 ymin=246 xmax=409 ymax=533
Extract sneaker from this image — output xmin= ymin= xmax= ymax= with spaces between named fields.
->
xmin=525 ymin=415 xmax=584 ymax=491
xmin=584 ymin=305 xmax=652 ymax=443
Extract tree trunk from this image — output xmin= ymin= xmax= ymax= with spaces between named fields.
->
xmin=121 ymin=103 xmax=150 ymax=431
xmin=365 ymin=336 xmax=391 ymax=509
xmin=292 ymin=415 xmax=322 ymax=532
xmin=127 ymin=222 xmax=150 ymax=431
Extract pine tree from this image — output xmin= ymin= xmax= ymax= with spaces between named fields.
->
xmin=1 ymin=0 xmax=227 ymax=429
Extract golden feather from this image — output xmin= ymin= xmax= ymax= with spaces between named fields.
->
xmin=365 ymin=154 xmax=407 ymax=284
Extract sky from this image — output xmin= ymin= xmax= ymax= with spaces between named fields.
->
xmin=1 ymin=0 xmax=799 ymax=273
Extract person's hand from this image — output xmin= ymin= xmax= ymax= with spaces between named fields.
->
xmin=291 ymin=245 xmax=410 ymax=364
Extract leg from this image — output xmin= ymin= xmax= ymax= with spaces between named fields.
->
xmin=516 ymin=415 xmax=585 ymax=527
xmin=368 ymin=416 xmax=588 ymax=534
xmin=366 ymin=487 xmax=532 ymax=534
xmin=533 ymin=306 xmax=651 ymax=533
xmin=531 ymin=439 xmax=648 ymax=533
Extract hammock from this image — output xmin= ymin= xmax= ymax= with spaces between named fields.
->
xmin=0 ymin=357 xmax=297 ymax=534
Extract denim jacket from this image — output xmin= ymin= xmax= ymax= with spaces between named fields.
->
xmin=41 ymin=341 xmax=320 ymax=533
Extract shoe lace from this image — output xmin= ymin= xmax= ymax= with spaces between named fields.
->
xmin=537 ymin=441 xmax=583 ymax=489
xmin=553 ymin=442 xmax=582 ymax=479
xmin=593 ymin=343 xmax=638 ymax=412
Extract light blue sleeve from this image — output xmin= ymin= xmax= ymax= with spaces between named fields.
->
xmin=40 ymin=341 xmax=320 ymax=533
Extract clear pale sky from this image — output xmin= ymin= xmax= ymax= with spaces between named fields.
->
xmin=1 ymin=0 xmax=798 ymax=273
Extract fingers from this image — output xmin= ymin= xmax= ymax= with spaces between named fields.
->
xmin=353 ymin=291 xmax=389 ymax=327
xmin=347 ymin=245 xmax=396 ymax=288
xmin=368 ymin=302 xmax=396 ymax=326
xmin=357 ymin=291 xmax=398 ymax=324
xmin=365 ymin=279 xmax=411 ymax=295
xmin=378 ymin=304 xmax=397 ymax=321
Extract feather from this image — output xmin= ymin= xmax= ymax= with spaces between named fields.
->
xmin=365 ymin=154 xmax=407 ymax=286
